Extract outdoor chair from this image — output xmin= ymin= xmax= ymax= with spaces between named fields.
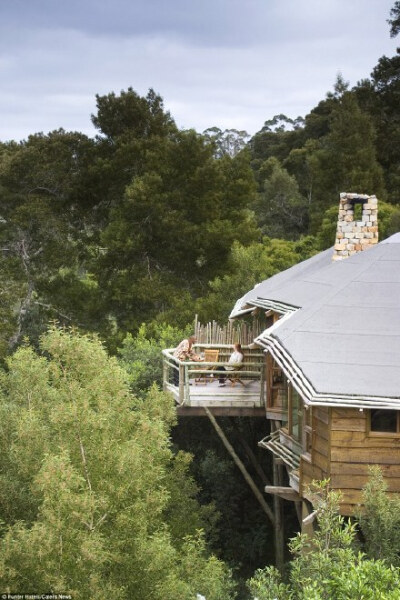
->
xmin=195 ymin=349 xmax=219 ymax=384
xmin=229 ymin=363 xmax=245 ymax=387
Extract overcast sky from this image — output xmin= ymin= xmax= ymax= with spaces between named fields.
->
xmin=1 ymin=0 xmax=398 ymax=142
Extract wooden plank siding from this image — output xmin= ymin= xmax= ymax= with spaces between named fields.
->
xmin=301 ymin=458 xmax=324 ymax=487
xmin=329 ymin=408 xmax=400 ymax=515
xmin=301 ymin=407 xmax=330 ymax=496
xmin=314 ymin=406 xmax=330 ymax=425
xmin=330 ymin=474 xmax=400 ymax=492
xmin=331 ymin=447 xmax=400 ymax=465
xmin=313 ymin=449 xmax=330 ymax=473
xmin=331 ymin=430 xmax=400 ymax=447
xmin=330 ymin=417 xmax=366 ymax=431
xmin=330 ymin=462 xmax=400 ymax=477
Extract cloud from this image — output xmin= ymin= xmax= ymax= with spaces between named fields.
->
xmin=1 ymin=0 xmax=277 ymax=46
xmin=0 ymin=0 xmax=398 ymax=141
xmin=2 ymin=0 xmax=395 ymax=46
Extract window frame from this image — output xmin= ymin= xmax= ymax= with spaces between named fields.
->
xmin=302 ymin=406 xmax=313 ymax=458
xmin=287 ymin=383 xmax=303 ymax=444
xmin=368 ymin=409 xmax=400 ymax=437
xmin=266 ymin=353 xmax=288 ymax=413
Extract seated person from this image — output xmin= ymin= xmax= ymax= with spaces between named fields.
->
xmin=218 ymin=343 xmax=244 ymax=386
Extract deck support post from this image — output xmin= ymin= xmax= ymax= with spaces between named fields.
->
xmin=204 ymin=407 xmax=275 ymax=526
xmin=295 ymin=501 xmax=302 ymax=526
xmin=273 ymin=456 xmax=285 ymax=572
xmin=230 ymin=418 xmax=272 ymax=487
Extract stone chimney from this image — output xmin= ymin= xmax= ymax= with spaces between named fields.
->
xmin=332 ymin=193 xmax=378 ymax=261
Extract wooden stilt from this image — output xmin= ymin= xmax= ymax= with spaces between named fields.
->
xmin=273 ymin=456 xmax=285 ymax=572
xmin=230 ymin=418 xmax=272 ymax=487
xmin=204 ymin=407 xmax=275 ymax=526
xmin=295 ymin=501 xmax=302 ymax=526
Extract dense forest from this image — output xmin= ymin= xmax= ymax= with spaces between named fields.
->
xmin=1 ymin=3 xmax=400 ymax=598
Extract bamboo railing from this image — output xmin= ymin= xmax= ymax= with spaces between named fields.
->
xmin=193 ymin=315 xmax=264 ymax=346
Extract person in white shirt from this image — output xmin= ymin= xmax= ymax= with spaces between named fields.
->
xmin=218 ymin=343 xmax=244 ymax=386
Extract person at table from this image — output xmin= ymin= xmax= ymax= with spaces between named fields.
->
xmin=218 ymin=343 xmax=244 ymax=386
xmin=173 ymin=336 xmax=202 ymax=362
xmin=173 ymin=336 xmax=202 ymax=385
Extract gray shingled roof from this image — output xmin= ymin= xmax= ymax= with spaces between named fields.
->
xmin=230 ymin=234 xmax=400 ymax=408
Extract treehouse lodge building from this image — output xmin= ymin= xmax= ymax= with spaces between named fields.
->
xmin=163 ymin=193 xmax=400 ymax=523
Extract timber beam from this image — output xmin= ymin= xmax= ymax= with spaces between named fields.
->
xmin=176 ymin=406 xmax=266 ymax=417
xmin=265 ymin=485 xmax=301 ymax=502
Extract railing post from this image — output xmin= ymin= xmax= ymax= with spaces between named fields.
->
xmin=179 ymin=363 xmax=185 ymax=405
xmin=162 ymin=358 xmax=168 ymax=392
xmin=184 ymin=364 xmax=191 ymax=406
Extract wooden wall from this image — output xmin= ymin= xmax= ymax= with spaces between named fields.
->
xmin=330 ymin=408 xmax=400 ymax=515
xmin=300 ymin=407 xmax=400 ymax=515
xmin=301 ymin=407 xmax=330 ymax=497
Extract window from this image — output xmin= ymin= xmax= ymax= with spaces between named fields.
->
xmin=288 ymin=385 xmax=302 ymax=443
xmin=370 ymin=409 xmax=399 ymax=434
xmin=266 ymin=354 xmax=288 ymax=413
xmin=303 ymin=406 xmax=313 ymax=455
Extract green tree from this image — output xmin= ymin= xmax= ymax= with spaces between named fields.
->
xmin=0 ymin=89 xmax=259 ymax=353
xmin=307 ymin=91 xmax=385 ymax=231
xmin=203 ymin=127 xmax=250 ymax=158
xmin=196 ymin=236 xmax=317 ymax=323
xmin=92 ymin=87 xmax=175 ymax=142
xmin=118 ymin=322 xmax=192 ymax=396
xmin=95 ymin=126 xmax=257 ymax=341
xmin=249 ymin=114 xmax=305 ymax=179
xmin=254 ymin=157 xmax=309 ymax=239
xmin=0 ymin=131 xmax=107 ymax=354
xmin=369 ymin=49 xmax=400 ymax=202
xmin=283 ymin=139 xmax=320 ymax=209
xmin=0 ymin=328 xmax=235 ymax=599
xmin=90 ymin=87 xmax=178 ymax=212
xmin=247 ymin=481 xmax=400 ymax=600
xmin=388 ymin=1 xmax=400 ymax=37
xmin=359 ymin=466 xmax=400 ymax=566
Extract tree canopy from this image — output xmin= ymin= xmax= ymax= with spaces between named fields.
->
xmin=0 ymin=328 xmax=235 ymax=599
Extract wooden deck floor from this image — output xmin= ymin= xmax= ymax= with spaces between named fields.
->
xmin=166 ymin=377 xmax=264 ymax=415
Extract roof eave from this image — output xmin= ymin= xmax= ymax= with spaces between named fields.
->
xmin=257 ymin=333 xmax=400 ymax=411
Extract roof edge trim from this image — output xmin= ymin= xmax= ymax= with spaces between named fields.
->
xmin=230 ymin=298 xmax=299 ymax=319
xmin=257 ymin=334 xmax=400 ymax=410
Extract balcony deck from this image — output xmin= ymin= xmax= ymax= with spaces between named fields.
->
xmin=162 ymin=344 xmax=266 ymax=416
